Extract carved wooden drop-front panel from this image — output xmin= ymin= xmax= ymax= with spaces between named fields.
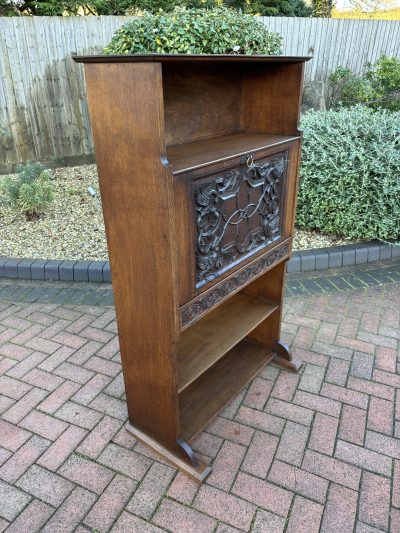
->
xmin=194 ymin=151 xmax=287 ymax=287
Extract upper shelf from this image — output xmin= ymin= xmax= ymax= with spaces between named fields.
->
xmin=166 ymin=132 xmax=300 ymax=175
xmin=73 ymin=53 xmax=311 ymax=64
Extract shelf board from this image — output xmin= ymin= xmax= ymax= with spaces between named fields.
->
xmin=166 ymin=132 xmax=299 ymax=175
xmin=179 ymin=338 xmax=274 ymax=442
xmin=177 ymin=292 xmax=278 ymax=393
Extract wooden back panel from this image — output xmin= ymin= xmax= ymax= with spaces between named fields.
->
xmin=163 ymin=64 xmax=242 ymax=146
xmin=83 ymin=62 xmax=180 ymax=446
xmin=242 ymin=63 xmax=304 ymax=135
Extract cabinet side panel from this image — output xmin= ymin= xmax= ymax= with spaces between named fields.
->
xmin=242 ymin=63 xmax=304 ymax=136
xmin=83 ymin=62 xmax=180 ymax=445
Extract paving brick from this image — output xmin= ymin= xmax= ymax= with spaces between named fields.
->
xmin=243 ymin=377 xmax=273 ymax=409
xmin=76 ymin=415 xmax=122 ymax=459
xmin=192 ymin=432 xmax=223 ymax=459
xmin=367 ymin=396 xmax=393 ymax=435
xmin=350 ymin=352 xmax=374 ymax=379
xmin=321 ymin=382 xmax=368 ymax=408
xmin=84 ymin=355 xmax=121 ymax=378
xmin=375 ymin=345 xmax=397 ymax=373
xmin=339 ymin=405 xmax=367 ymax=445
xmin=194 ymin=483 xmax=256 ymax=530
xmin=359 ymin=472 xmax=391 ymax=530
xmin=68 ymin=340 xmax=103 ymax=366
xmin=155 ymin=499 xmax=217 ymax=532
xmin=167 ymin=472 xmax=199 ymax=505
xmin=236 ymin=405 xmax=285 ymax=434
xmin=38 ymin=345 xmax=74 ymax=372
xmin=16 ymin=464 xmax=74 ymax=506
xmin=98 ymin=443 xmax=151 ymax=480
xmin=232 ymin=471 xmax=292 ymax=518
xmin=37 ymin=380 xmax=80 ymax=414
xmin=55 ymin=401 xmax=103 ymax=430
xmin=321 ymin=483 xmax=358 ymax=533
xmin=0 ymin=435 xmax=49 ymax=484
xmin=206 ymin=440 xmax=246 ymax=490
xmin=0 ymin=420 xmax=31 ymax=452
xmin=347 ymin=376 xmax=394 ymax=401
xmin=53 ymin=362 xmax=95 ymax=384
xmin=0 ymin=395 xmax=14 ymax=415
xmin=302 ymin=449 xmax=361 ymax=490
xmin=312 ymin=341 xmax=353 ymax=361
xmin=298 ymin=363 xmax=325 ymax=394
xmin=268 ymin=460 xmax=328 ymax=504
xmin=20 ymin=410 xmax=68 ymax=440
xmin=286 ymin=495 xmax=323 ymax=533
xmin=309 ymin=413 xmax=339 ymax=455
xmin=293 ymin=390 xmax=341 ymax=417
xmin=4 ymin=499 xmax=54 ymax=533
xmin=126 ymin=462 xmax=175 ymax=519
xmin=275 ymin=421 xmax=309 ymax=466
xmin=365 ymin=430 xmax=400 ymax=460
xmin=219 ymin=389 xmax=246 ymax=420
xmin=21 ymin=368 xmax=64 ymax=392
xmin=80 ymin=326 xmax=114 ymax=344
xmin=355 ymin=522 xmax=385 ymax=533
xmin=271 ymin=371 xmax=299 ymax=401
xmin=0 ymin=343 xmax=32 ymax=361
xmin=325 ymin=358 xmax=350 ymax=386
xmin=0 ymin=449 xmax=12 ymax=467
xmin=335 ymin=439 xmax=392 ymax=476
xmin=0 ymin=479 xmax=31 ymax=521
xmin=58 ymin=453 xmax=114 ymax=494
xmin=241 ymin=430 xmax=278 ymax=478
xmin=265 ymin=398 xmax=314 ymax=426
xmin=89 ymin=392 xmax=128 ymax=421
xmin=85 ymin=474 xmax=136 ymax=531
xmin=0 ymin=375 xmax=31 ymax=399
xmin=391 ymin=509 xmax=400 ymax=533
xmin=41 ymin=486 xmax=97 ymax=533
xmin=2 ymin=388 xmax=47 ymax=424
xmin=393 ymin=460 xmax=400 ymax=509
xmin=25 ymin=336 xmax=61 ymax=355
xmin=358 ymin=330 xmax=397 ymax=350
xmin=206 ymin=416 xmax=254 ymax=446
xmin=37 ymin=425 xmax=87 ymax=471
xmin=72 ymin=374 xmax=111 ymax=406
xmin=373 ymin=368 xmax=400 ymax=388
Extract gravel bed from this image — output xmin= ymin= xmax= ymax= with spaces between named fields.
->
xmin=0 ymin=163 xmax=359 ymax=261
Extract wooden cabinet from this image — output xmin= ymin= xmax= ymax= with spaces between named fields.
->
xmin=74 ymin=53 xmax=310 ymax=481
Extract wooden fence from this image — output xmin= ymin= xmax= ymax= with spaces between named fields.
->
xmin=0 ymin=16 xmax=399 ymax=171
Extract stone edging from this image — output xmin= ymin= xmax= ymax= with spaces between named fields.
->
xmin=0 ymin=241 xmax=399 ymax=283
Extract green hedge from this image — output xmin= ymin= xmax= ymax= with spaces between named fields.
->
xmin=297 ymin=106 xmax=400 ymax=240
xmin=103 ymin=7 xmax=283 ymax=55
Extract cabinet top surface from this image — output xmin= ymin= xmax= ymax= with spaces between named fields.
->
xmin=73 ymin=53 xmax=311 ymax=64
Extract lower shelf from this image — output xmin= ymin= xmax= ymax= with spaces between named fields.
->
xmin=179 ymin=338 xmax=274 ymax=442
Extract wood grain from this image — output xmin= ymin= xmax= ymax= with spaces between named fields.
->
xmin=167 ymin=132 xmax=299 ymax=174
xmin=179 ymin=338 xmax=274 ymax=442
xmin=177 ymin=293 xmax=278 ymax=392
xmin=83 ymin=61 xmax=180 ymax=447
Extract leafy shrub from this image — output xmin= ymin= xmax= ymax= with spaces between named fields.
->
xmin=1 ymin=162 xmax=54 ymax=220
xmin=297 ymin=106 xmax=400 ymax=240
xmin=329 ymin=56 xmax=400 ymax=111
xmin=103 ymin=7 xmax=283 ymax=55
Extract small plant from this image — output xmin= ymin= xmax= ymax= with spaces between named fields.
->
xmin=297 ymin=106 xmax=400 ymax=241
xmin=1 ymin=162 xmax=54 ymax=220
xmin=103 ymin=7 xmax=283 ymax=56
xmin=329 ymin=56 xmax=400 ymax=111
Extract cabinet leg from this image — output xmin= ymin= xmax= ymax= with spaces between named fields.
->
xmin=126 ymin=422 xmax=212 ymax=483
xmin=273 ymin=340 xmax=303 ymax=373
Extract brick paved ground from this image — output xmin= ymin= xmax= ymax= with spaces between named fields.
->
xmin=0 ymin=258 xmax=399 ymax=532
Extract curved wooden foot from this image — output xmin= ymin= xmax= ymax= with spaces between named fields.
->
xmin=273 ymin=341 xmax=303 ymax=373
xmin=126 ymin=422 xmax=212 ymax=483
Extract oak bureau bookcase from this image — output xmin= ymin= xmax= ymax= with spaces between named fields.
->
xmin=74 ymin=53 xmax=311 ymax=481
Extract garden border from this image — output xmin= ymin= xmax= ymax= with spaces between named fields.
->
xmin=0 ymin=241 xmax=399 ymax=283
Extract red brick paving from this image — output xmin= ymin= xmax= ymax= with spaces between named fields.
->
xmin=0 ymin=277 xmax=399 ymax=531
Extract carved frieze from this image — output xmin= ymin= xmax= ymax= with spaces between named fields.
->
xmin=181 ymin=240 xmax=290 ymax=328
